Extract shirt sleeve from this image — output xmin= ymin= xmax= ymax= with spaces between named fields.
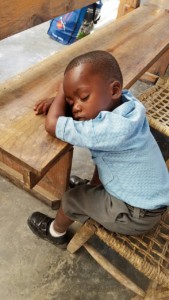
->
xmin=56 ymin=116 xmax=97 ymax=149
xmin=56 ymin=100 xmax=147 ymax=151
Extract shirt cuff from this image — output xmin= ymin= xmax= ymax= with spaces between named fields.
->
xmin=55 ymin=116 xmax=68 ymax=141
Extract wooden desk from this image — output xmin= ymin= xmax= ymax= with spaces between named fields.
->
xmin=142 ymin=0 xmax=169 ymax=8
xmin=0 ymin=4 xmax=169 ymax=207
xmin=117 ymin=0 xmax=169 ymax=80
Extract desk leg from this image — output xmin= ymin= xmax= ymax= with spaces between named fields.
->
xmin=0 ymin=148 xmax=73 ymax=208
xmin=33 ymin=148 xmax=73 ymax=208
xmin=140 ymin=49 xmax=169 ymax=83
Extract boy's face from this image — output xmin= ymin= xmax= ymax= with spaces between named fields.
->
xmin=63 ymin=63 xmax=121 ymax=121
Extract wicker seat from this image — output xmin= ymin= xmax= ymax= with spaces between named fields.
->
xmin=67 ymin=210 xmax=169 ymax=298
xmin=67 ymin=78 xmax=169 ymax=299
xmin=139 ymin=76 xmax=169 ymax=164
xmin=139 ymin=77 xmax=169 ymax=137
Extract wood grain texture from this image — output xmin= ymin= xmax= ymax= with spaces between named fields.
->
xmin=117 ymin=1 xmax=169 ymax=80
xmin=117 ymin=0 xmax=140 ymax=18
xmin=0 ymin=148 xmax=73 ymax=205
xmin=146 ymin=49 xmax=169 ymax=76
xmin=0 ymin=109 xmax=72 ymax=176
xmin=140 ymin=49 xmax=169 ymax=83
xmin=36 ymin=148 xmax=73 ymax=201
xmin=0 ymin=0 xmax=95 ymax=40
xmin=141 ymin=0 xmax=169 ymax=9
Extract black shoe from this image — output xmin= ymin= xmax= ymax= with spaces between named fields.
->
xmin=69 ymin=175 xmax=89 ymax=188
xmin=27 ymin=212 xmax=68 ymax=249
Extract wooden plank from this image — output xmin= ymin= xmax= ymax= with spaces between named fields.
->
xmin=31 ymin=148 xmax=73 ymax=207
xmin=84 ymin=243 xmax=145 ymax=297
xmin=0 ymin=148 xmax=73 ymax=207
xmin=144 ymin=49 xmax=169 ymax=77
xmin=117 ymin=0 xmax=169 ymax=19
xmin=36 ymin=148 xmax=73 ymax=207
xmin=0 ymin=160 xmax=41 ymax=190
xmin=117 ymin=0 xmax=140 ymax=18
xmin=67 ymin=221 xmax=96 ymax=253
xmin=117 ymin=1 xmax=169 ymax=81
xmin=141 ymin=0 xmax=169 ymax=9
xmin=23 ymin=170 xmax=42 ymax=189
xmin=140 ymin=45 xmax=169 ymax=83
xmin=0 ymin=110 xmax=72 ymax=176
xmin=0 ymin=0 xmax=95 ymax=40
xmin=0 ymin=160 xmax=23 ymax=185
xmin=140 ymin=72 xmax=159 ymax=84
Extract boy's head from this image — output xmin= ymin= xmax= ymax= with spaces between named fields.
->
xmin=63 ymin=50 xmax=123 ymax=121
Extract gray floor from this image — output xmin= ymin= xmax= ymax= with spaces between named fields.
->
xmin=0 ymin=2 xmax=153 ymax=299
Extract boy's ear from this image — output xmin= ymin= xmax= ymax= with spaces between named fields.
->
xmin=109 ymin=80 xmax=122 ymax=100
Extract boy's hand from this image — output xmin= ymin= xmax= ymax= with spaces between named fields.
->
xmin=34 ymin=97 xmax=55 ymax=115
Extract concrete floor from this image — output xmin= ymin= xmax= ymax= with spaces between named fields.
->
xmin=0 ymin=1 xmax=153 ymax=299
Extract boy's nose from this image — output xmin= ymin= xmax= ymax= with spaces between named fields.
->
xmin=72 ymin=102 xmax=81 ymax=113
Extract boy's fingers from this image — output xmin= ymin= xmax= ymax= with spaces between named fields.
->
xmin=35 ymin=103 xmax=44 ymax=115
xmin=43 ymin=103 xmax=49 ymax=114
xmin=35 ymin=108 xmax=42 ymax=115
xmin=34 ymin=100 xmax=44 ymax=108
xmin=34 ymin=97 xmax=55 ymax=115
xmin=34 ymin=99 xmax=47 ymax=109
xmin=34 ymin=104 xmax=42 ymax=112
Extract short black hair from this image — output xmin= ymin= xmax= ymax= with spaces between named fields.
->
xmin=64 ymin=50 xmax=123 ymax=85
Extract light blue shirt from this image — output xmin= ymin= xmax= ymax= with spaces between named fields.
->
xmin=56 ymin=90 xmax=169 ymax=209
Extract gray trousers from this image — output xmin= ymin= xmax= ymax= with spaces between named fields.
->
xmin=62 ymin=184 xmax=166 ymax=235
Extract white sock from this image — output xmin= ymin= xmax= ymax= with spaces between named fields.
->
xmin=49 ymin=221 xmax=66 ymax=237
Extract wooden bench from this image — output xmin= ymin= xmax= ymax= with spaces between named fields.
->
xmin=0 ymin=2 xmax=169 ymax=208
xmin=117 ymin=0 xmax=169 ymax=83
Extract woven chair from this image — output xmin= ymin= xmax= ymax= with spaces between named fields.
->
xmin=67 ymin=77 xmax=169 ymax=299
xmin=139 ymin=76 xmax=169 ymax=166
xmin=67 ymin=211 xmax=169 ymax=299
xmin=139 ymin=77 xmax=169 ymax=137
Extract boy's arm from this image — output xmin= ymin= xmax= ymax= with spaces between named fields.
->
xmin=45 ymin=83 xmax=66 ymax=137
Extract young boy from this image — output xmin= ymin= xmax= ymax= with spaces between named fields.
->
xmin=28 ymin=50 xmax=169 ymax=248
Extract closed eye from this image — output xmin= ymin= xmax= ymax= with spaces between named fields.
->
xmin=80 ymin=95 xmax=89 ymax=101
